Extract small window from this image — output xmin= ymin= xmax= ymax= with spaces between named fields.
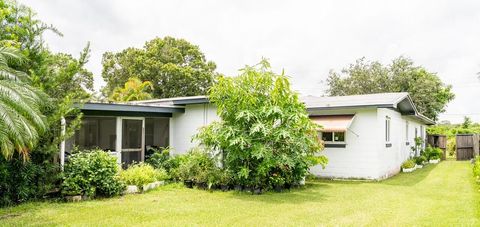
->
xmin=385 ymin=116 xmax=391 ymax=143
xmin=321 ymin=132 xmax=333 ymax=141
xmin=320 ymin=131 xmax=345 ymax=143
xmin=405 ymin=121 xmax=409 ymax=141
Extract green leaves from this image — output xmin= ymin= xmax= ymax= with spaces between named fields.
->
xmin=326 ymin=57 xmax=454 ymax=120
xmin=196 ymin=60 xmax=327 ymax=189
xmin=101 ymin=36 xmax=218 ymax=99
xmin=0 ymin=47 xmax=47 ymax=160
xmin=62 ymin=150 xmax=125 ymax=197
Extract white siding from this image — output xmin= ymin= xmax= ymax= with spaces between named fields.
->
xmin=168 ymin=103 xmax=428 ymax=180
xmin=169 ymin=103 xmax=219 ymax=155
xmin=309 ymin=108 xmax=382 ymax=179
xmin=376 ymin=108 xmax=427 ymax=179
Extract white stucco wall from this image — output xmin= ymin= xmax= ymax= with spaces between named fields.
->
xmin=169 ymin=103 xmax=427 ymax=180
xmin=376 ymin=108 xmax=426 ymax=179
xmin=169 ymin=103 xmax=219 ymax=155
xmin=309 ymin=108 xmax=383 ymax=179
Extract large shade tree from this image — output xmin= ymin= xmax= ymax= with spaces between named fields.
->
xmin=0 ymin=47 xmax=47 ymax=159
xmin=326 ymin=57 xmax=455 ymax=120
xmin=101 ymin=36 xmax=218 ymax=99
xmin=195 ymin=60 xmax=327 ymax=189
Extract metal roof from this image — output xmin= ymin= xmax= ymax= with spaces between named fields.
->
xmin=303 ymin=93 xmax=434 ymax=125
xmin=79 ymin=92 xmax=434 ymax=124
xmin=302 ymin=92 xmax=411 ymax=109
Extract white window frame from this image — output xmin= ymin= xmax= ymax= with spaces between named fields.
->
xmin=405 ymin=120 xmax=409 ymax=144
xmin=320 ymin=131 xmax=346 ymax=144
xmin=385 ymin=116 xmax=391 ymax=143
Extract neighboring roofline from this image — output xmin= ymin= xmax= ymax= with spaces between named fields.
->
xmin=307 ymin=104 xmax=395 ymax=111
xmin=132 ymin=95 xmax=209 ymax=105
xmin=75 ymin=102 xmax=185 ymax=114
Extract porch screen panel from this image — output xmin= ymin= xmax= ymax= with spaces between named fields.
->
xmin=145 ymin=118 xmax=169 ymax=159
xmin=73 ymin=117 xmax=117 ymax=152
xmin=145 ymin=118 xmax=169 ymax=148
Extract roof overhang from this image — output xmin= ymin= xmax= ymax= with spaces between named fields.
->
xmin=75 ymin=103 xmax=184 ymax=117
xmin=131 ymin=96 xmax=209 ymax=106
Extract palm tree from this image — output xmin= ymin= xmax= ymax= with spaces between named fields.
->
xmin=0 ymin=46 xmax=47 ymax=160
xmin=109 ymin=77 xmax=153 ymax=102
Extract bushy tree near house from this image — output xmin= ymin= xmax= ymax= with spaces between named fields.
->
xmin=101 ymin=36 xmax=218 ymax=99
xmin=326 ymin=57 xmax=455 ymax=120
xmin=195 ymin=60 xmax=327 ymax=189
xmin=0 ymin=0 xmax=93 ymax=206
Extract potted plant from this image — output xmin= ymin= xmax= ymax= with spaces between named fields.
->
xmin=195 ymin=170 xmax=209 ymax=190
xmin=402 ymin=159 xmax=416 ymax=173
xmin=177 ymin=162 xmax=194 ymax=188
xmin=414 ymin=156 xmax=426 ymax=169
xmin=218 ymin=170 xmax=232 ymax=191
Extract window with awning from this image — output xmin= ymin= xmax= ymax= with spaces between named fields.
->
xmin=310 ymin=115 xmax=355 ymax=132
xmin=311 ymin=115 xmax=355 ymax=146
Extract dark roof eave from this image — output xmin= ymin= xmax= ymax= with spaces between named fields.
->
xmin=74 ymin=103 xmax=185 ymax=114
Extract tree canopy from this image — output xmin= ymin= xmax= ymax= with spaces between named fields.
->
xmin=109 ymin=77 xmax=153 ymax=102
xmin=101 ymin=37 xmax=218 ymax=99
xmin=326 ymin=57 xmax=455 ymax=120
xmin=195 ymin=60 xmax=327 ymax=189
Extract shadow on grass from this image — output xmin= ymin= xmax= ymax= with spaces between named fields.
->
xmin=227 ymin=182 xmax=331 ymax=204
xmin=381 ymin=163 xmax=437 ymax=186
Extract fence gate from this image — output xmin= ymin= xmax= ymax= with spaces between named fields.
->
xmin=455 ymin=134 xmax=478 ymax=160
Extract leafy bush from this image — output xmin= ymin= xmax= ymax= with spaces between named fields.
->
xmin=62 ymin=150 xmax=124 ymax=198
xmin=177 ymin=149 xmax=216 ymax=183
xmin=473 ymin=156 xmax=480 ymax=181
xmin=402 ymin=159 xmax=416 ymax=169
xmin=424 ymin=146 xmax=443 ymax=160
xmin=195 ymin=61 xmax=327 ymax=190
xmin=414 ymin=156 xmax=427 ymax=165
xmin=145 ymin=147 xmax=171 ymax=170
xmin=0 ymin=155 xmax=61 ymax=207
xmin=119 ymin=163 xmax=167 ymax=189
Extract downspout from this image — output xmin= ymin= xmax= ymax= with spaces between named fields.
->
xmin=60 ymin=117 xmax=66 ymax=171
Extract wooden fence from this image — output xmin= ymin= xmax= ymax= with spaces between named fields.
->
xmin=426 ymin=134 xmax=447 ymax=160
xmin=455 ymin=134 xmax=479 ymax=161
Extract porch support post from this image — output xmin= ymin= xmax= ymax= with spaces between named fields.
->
xmin=116 ymin=117 xmax=122 ymax=165
xmin=60 ymin=117 xmax=66 ymax=171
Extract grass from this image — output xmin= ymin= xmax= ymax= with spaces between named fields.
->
xmin=1 ymin=161 xmax=479 ymax=226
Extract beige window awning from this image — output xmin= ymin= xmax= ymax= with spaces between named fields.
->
xmin=310 ymin=115 xmax=355 ymax=132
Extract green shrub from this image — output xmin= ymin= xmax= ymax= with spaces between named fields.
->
xmin=414 ymin=156 xmax=427 ymax=165
xmin=0 ymin=155 xmax=61 ymax=207
xmin=194 ymin=61 xmax=327 ymax=190
xmin=119 ymin=163 xmax=167 ymax=189
xmin=473 ymin=157 xmax=480 ymax=180
xmin=145 ymin=147 xmax=171 ymax=170
xmin=402 ymin=159 xmax=416 ymax=169
xmin=177 ymin=149 xmax=216 ymax=183
xmin=62 ymin=149 xmax=124 ymax=198
xmin=424 ymin=146 xmax=443 ymax=160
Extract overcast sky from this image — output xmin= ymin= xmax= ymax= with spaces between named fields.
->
xmin=20 ymin=0 xmax=480 ymax=123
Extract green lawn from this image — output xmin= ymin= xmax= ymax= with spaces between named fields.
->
xmin=1 ymin=161 xmax=479 ymax=226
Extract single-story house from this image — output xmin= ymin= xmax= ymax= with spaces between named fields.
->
xmin=63 ymin=92 xmax=434 ymax=180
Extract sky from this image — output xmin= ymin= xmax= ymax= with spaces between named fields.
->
xmin=19 ymin=0 xmax=480 ymax=123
